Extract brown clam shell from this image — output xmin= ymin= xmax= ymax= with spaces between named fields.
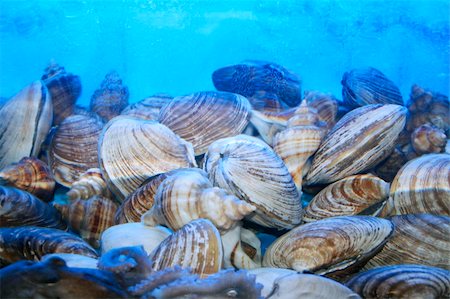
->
xmin=304 ymin=90 xmax=338 ymax=130
xmin=121 ymin=94 xmax=173 ymax=120
xmin=66 ymin=168 xmax=110 ymax=201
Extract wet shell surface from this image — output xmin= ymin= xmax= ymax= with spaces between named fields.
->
xmin=121 ymin=94 xmax=173 ymax=120
xmin=98 ymin=116 xmax=197 ymax=201
xmin=364 ymin=214 xmax=450 ymax=270
xmin=150 ymin=219 xmax=223 ymax=277
xmin=0 ymin=226 xmax=98 ymax=265
xmin=221 ymin=224 xmax=261 ymax=269
xmin=0 ymin=157 xmax=55 ymax=201
xmin=66 ymin=168 xmax=110 ymax=201
xmin=263 ymin=216 xmax=394 ymax=275
xmin=49 ymin=114 xmax=104 ymax=187
xmin=204 ymin=135 xmax=302 ymax=229
xmin=159 ymin=91 xmax=251 ymax=155
xmin=142 ymin=168 xmax=255 ymax=232
xmin=90 ymin=71 xmax=129 ymax=121
xmin=0 ymin=81 xmax=52 ymax=169
xmin=303 ymin=174 xmax=390 ymax=222
xmin=305 ymin=104 xmax=407 ymax=185
xmin=345 ymin=265 xmax=450 ymax=299
xmin=341 ymin=67 xmax=403 ymax=108
xmin=381 ymin=153 xmax=450 ymax=216
xmin=0 ymin=186 xmax=66 ymax=230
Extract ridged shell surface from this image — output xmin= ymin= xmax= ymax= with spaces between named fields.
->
xmin=0 ymin=157 xmax=55 ymax=201
xmin=305 ymin=104 xmax=407 ymax=185
xmin=121 ymin=94 xmax=172 ymax=120
xmin=0 ymin=81 xmax=52 ymax=169
xmin=411 ymin=124 xmax=447 ymax=155
xmin=204 ymin=135 xmax=302 ymax=229
xmin=263 ymin=216 xmax=394 ymax=275
xmin=49 ymin=114 xmax=104 ymax=187
xmin=150 ymin=219 xmax=223 ymax=277
xmin=345 ymin=265 xmax=450 ymax=299
xmin=305 ymin=90 xmax=338 ymax=130
xmin=99 ymin=116 xmax=197 ymax=201
xmin=159 ymin=91 xmax=251 ymax=155
xmin=221 ymin=224 xmax=261 ymax=269
xmin=66 ymin=168 xmax=110 ymax=201
xmin=303 ymin=174 xmax=390 ymax=222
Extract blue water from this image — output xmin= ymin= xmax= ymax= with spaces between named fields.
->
xmin=1 ymin=0 xmax=449 ymax=105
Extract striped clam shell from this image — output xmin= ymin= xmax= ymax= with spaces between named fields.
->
xmin=364 ymin=214 xmax=450 ymax=270
xmin=345 ymin=265 xmax=450 ymax=299
xmin=304 ymin=90 xmax=338 ymax=130
xmin=150 ymin=219 xmax=223 ymax=277
xmin=341 ymin=67 xmax=403 ymax=108
xmin=0 ymin=226 xmax=98 ymax=265
xmin=204 ymin=135 xmax=302 ymax=229
xmin=66 ymin=168 xmax=110 ymax=201
xmin=303 ymin=174 xmax=390 ymax=222
xmin=159 ymin=91 xmax=251 ymax=155
xmin=0 ymin=81 xmax=52 ymax=169
xmin=305 ymin=104 xmax=407 ymax=185
xmin=0 ymin=186 xmax=66 ymax=230
xmin=263 ymin=216 xmax=394 ymax=275
xmin=49 ymin=114 xmax=104 ymax=187
xmin=247 ymin=91 xmax=286 ymax=112
xmin=381 ymin=153 xmax=450 ymax=216
xmin=121 ymin=94 xmax=173 ymax=120
xmin=98 ymin=116 xmax=197 ymax=201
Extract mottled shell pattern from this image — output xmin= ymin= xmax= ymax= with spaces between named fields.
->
xmin=411 ymin=124 xmax=447 ymax=155
xmin=263 ymin=216 xmax=394 ymax=275
xmin=49 ymin=114 xmax=104 ymax=187
xmin=66 ymin=168 xmax=110 ymax=201
xmin=303 ymin=174 xmax=390 ymax=222
xmin=121 ymin=94 xmax=173 ymax=120
xmin=0 ymin=157 xmax=55 ymax=201
xmin=204 ymin=135 xmax=302 ymax=229
xmin=150 ymin=219 xmax=223 ymax=277
xmin=0 ymin=81 xmax=52 ymax=169
xmin=98 ymin=116 xmax=197 ymax=201
xmin=159 ymin=91 xmax=251 ymax=155
xmin=305 ymin=104 xmax=407 ymax=185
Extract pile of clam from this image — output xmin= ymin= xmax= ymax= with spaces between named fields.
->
xmin=0 ymin=60 xmax=449 ymax=299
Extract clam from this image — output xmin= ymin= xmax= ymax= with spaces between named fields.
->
xmin=364 ymin=214 xmax=450 ymax=270
xmin=212 ymin=60 xmax=302 ymax=107
xmin=99 ymin=116 xmax=197 ymax=201
xmin=150 ymin=219 xmax=223 ymax=277
xmin=90 ymin=71 xmax=129 ymax=121
xmin=341 ymin=67 xmax=403 ymax=108
xmin=49 ymin=114 xmax=104 ymax=187
xmin=142 ymin=168 xmax=256 ymax=232
xmin=247 ymin=91 xmax=286 ymax=112
xmin=0 ymin=186 xmax=66 ymax=230
xmin=249 ymin=109 xmax=290 ymax=144
xmin=381 ymin=153 xmax=450 ymax=216
xmin=100 ymin=222 xmax=171 ymax=255
xmin=41 ymin=61 xmax=81 ymax=125
xmin=204 ymin=135 xmax=302 ymax=229
xmin=158 ymin=91 xmax=251 ymax=155
xmin=411 ymin=124 xmax=447 ymax=155
xmin=121 ymin=94 xmax=173 ymax=120
xmin=66 ymin=168 xmax=111 ymax=201
xmin=54 ymin=195 xmax=118 ymax=248
xmin=263 ymin=216 xmax=394 ymax=275
xmin=346 ymin=265 xmax=450 ymax=299
xmin=41 ymin=253 xmax=98 ymax=269
xmin=303 ymin=174 xmax=390 ymax=222
xmin=0 ymin=157 xmax=55 ymax=201
xmin=305 ymin=90 xmax=339 ymax=130
xmin=0 ymin=226 xmax=98 ymax=265
xmin=305 ymin=104 xmax=407 ymax=185
xmin=0 ymin=81 xmax=52 ymax=169
xmin=221 ymin=223 xmax=261 ymax=269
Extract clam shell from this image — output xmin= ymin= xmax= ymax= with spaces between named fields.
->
xmin=90 ymin=71 xmax=129 ymax=122
xmin=98 ymin=116 xmax=197 ymax=201
xmin=204 ymin=135 xmax=302 ymax=229
xmin=247 ymin=91 xmax=286 ymax=112
xmin=303 ymin=174 xmax=390 ymax=222
xmin=341 ymin=67 xmax=403 ymax=108
xmin=305 ymin=104 xmax=407 ymax=185
xmin=212 ymin=60 xmax=302 ymax=107
xmin=221 ymin=224 xmax=261 ymax=269
xmin=121 ymin=94 xmax=173 ymax=120
xmin=0 ymin=157 xmax=55 ymax=201
xmin=263 ymin=216 xmax=394 ymax=275
xmin=0 ymin=81 xmax=52 ymax=169
xmin=49 ymin=114 xmax=104 ymax=187
xmin=305 ymin=90 xmax=339 ymax=131
xmin=66 ymin=168 xmax=110 ymax=201
xmin=411 ymin=124 xmax=447 ymax=155
xmin=142 ymin=168 xmax=256 ymax=232
xmin=381 ymin=153 xmax=450 ymax=216
xmin=0 ymin=186 xmax=66 ymax=230
xmin=158 ymin=91 xmax=251 ymax=155
xmin=150 ymin=219 xmax=223 ymax=277
xmin=345 ymin=265 xmax=450 ymax=299
xmin=41 ymin=253 xmax=98 ymax=269
xmin=364 ymin=214 xmax=450 ymax=270
xmin=41 ymin=62 xmax=81 ymax=125
xmin=100 ymin=222 xmax=171 ymax=255
xmin=0 ymin=226 xmax=98 ymax=265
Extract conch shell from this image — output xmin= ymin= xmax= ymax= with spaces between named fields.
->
xmin=221 ymin=223 xmax=261 ymax=269
xmin=66 ymin=168 xmax=110 ymax=201
xmin=0 ymin=81 xmax=52 ymax=169
xmin=411 ymin=124 xmax=447 ymax=155
xmin=121 ymin=94 xmax=172 ymax=120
